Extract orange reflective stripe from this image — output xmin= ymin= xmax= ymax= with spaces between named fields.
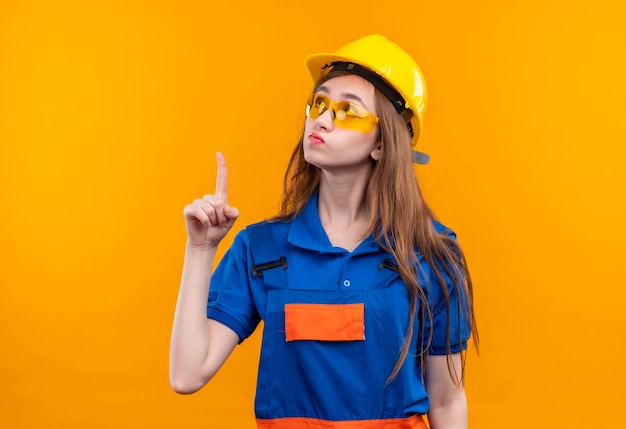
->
xmin=256 ymin=414 xmax=427 ymax=429
xmin=284 ymin=303 xmax=365 ymax=342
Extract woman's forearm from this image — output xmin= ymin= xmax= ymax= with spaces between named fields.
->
xmin=427 ymin=388 xmax=468 ymax=429
xmin=169 ymin=243 xmax=218 ymax=393
xmin=426 ymin=353 xmax=468 ymax=429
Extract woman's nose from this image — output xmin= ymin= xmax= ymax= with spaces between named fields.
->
xmin=314 ymin=107 xmax=335 ymax=130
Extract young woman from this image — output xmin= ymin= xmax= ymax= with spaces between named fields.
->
xmin=170 ymin=34 xmax=478 ymax=429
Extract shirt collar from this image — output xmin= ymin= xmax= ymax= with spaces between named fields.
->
xmin=287 ymin=193 xmax=381 ymax=255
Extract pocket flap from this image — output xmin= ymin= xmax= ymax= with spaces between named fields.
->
xmin=284 ymin=303 xmax=365 ymax=342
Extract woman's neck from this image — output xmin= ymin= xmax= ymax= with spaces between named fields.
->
xmin=317 ymin=171 xmax=371 ymax=251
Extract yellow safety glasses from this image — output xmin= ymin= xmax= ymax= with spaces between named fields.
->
xmin=305 ymin=93 xmax=379 ymax=133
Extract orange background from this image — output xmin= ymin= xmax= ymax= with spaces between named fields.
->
xmin=1 ymin=1 xmax=625 ymax=428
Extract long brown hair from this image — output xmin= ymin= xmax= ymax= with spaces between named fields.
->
xmin=271 ymin=71 xmax=479 ymax=384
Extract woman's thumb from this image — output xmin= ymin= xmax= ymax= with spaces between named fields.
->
xmin=224 ymin=205 xmax=240 ymax=219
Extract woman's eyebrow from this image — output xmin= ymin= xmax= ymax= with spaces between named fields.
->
xmin=316 ymin=85 xmax=368 ymax=107
xmin=341 ymin=93 xmax=366 ymax=105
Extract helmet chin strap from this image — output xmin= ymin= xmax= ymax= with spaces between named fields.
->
xmin=412 ymin=150 xmax=430 ymax=165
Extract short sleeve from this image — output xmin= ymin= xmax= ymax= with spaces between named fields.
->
xmin=207 ymin=230 xmax=262 ymax=342
xmin=424 ymin=227 xmax=472 ymax=355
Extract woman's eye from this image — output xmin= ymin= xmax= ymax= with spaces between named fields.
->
xmin=314 ymin=96 xmax=327 ymax=109
xmin=344 ymin=103 xmax=362 ymax=117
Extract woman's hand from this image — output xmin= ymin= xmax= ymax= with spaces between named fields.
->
xmin=183 ymin=152 xmax=240 ymax=249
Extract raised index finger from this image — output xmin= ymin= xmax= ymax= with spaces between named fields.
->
xmin=215 ymin=151 xmax=228 ymax=200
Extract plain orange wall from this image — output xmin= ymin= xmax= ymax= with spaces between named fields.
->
xmin=1 ymin=1 xmax=625 ymax=428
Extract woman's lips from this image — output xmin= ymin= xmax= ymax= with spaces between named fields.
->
xmin=308 ymin=133 xmax=325 ymax=144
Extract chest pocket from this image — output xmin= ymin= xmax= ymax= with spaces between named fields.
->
xmin=285 ymin=303 xmax=365 ymax=341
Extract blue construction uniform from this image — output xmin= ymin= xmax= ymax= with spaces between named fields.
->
xmin=207 ymin=194 xmax=471 ymax=428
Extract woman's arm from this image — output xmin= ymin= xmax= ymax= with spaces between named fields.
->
xmin=426 ymin=353 xmax=468 ymax=429
xmin=169 ymin=245 xmax=240 ymax=394
xmin=169 ymin=152 xmax=241 ymax=394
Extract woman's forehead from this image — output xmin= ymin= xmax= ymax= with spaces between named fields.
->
xmin=317 ymin=74 xmax=376 ymax=106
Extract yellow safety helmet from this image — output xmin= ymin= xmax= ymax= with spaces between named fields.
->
xmin=305 ymin=34 xmax=430 ymax=164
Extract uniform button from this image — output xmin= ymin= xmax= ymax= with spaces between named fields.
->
xmin=343 ymin=279 xmax=351 ymax=287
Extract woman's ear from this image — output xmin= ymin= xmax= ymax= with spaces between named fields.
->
xmin=370 ymin=142 xmax=382 ymax=161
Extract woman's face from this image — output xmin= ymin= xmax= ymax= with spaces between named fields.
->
xmin=303 ymin=74 xmax=381 ymax=174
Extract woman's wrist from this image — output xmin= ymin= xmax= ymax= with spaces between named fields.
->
xmin=185 ymin=241 xmax=219 ymax=254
